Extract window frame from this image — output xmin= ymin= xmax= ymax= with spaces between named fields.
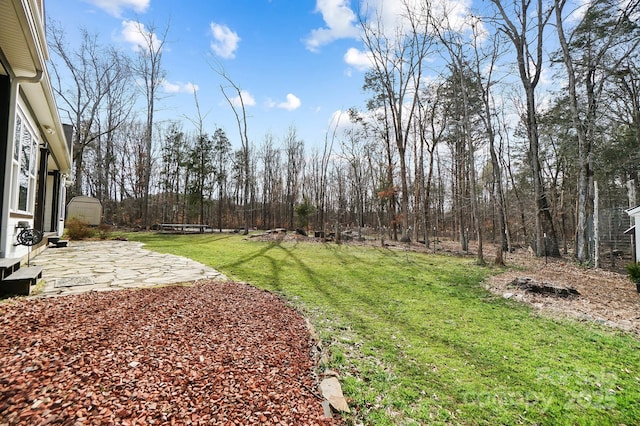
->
xmin=10 ymin=108 xmax=39 ymax=215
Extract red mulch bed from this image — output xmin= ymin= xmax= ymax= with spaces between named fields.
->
xmin=0 ymin=282 xmax=340 ymax=425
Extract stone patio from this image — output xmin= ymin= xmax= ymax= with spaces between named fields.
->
xmin=29 ymin=240 xmax=227 ymax=297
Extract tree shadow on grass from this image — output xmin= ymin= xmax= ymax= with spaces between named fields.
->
xmin=135 ymin=234 xmax=640 ymax=424
xmin=219 ymin=240 xmax=442 ymax=346
xmin=223 ymin=240 xmax=564 ymax=399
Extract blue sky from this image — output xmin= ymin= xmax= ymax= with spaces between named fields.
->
xmin=45 ymin=0 xmax=384 ymax=149
xmin=46 ymin=0 xmax=581 ymax=152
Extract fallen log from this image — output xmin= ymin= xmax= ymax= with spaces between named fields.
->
xmin=509 ymin=277 xmax=580 ymax=298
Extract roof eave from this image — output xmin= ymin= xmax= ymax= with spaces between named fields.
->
xmin=1 ymin=0 xmax=71 ymax=174
xmin=626 ymin=205 xmax=640 ymax=217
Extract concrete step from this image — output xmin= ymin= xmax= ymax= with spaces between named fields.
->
xmin=48 ymin=237 xmax=68 ymax=248
xmin=0 ymin=258 xmax=21 ymax=280
xmin=1 ymin=266 xmax=43 ymax=296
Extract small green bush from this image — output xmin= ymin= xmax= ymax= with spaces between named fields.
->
xmin=626 ymin=262 xmax=640 ymax=283
xmin=65 ymin=217 xmax=94 ymax=240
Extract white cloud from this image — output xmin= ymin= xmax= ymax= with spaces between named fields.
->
xmin=361 ymin=0 xmax=476 ymax=41
xmin=329 ymin=104 xmax=418 ymax=138
xmin=305 ymin=0 xmax=359 ymax=51
xmin=121 ymin=20 xmax=162 ymax=52
xmin=162 ymin=80 xmax=199 ymax=94
xmin=327 ymin=109 xmax=362 ymax=135
xmin=210 ymin=23 xmax=240 ymax=59
xmin=305 ymin=0 xmax=478 ymax=52
xmin=361 ymin=0 xmax=411 ymax=31
xmin=566 ymin=0 xmax=591 ymax=22
xmin=277 ymin=94 xmax=302 ymax=111
xmin=430 ymin=0 xmax=473 ymax=33
xmin=228 ymin=90 xmax=256 ymax=108
xmin=344 ymin=47 xmax=373 ymax=71
xmin=84 ymin=0 xmax=149 ymax=17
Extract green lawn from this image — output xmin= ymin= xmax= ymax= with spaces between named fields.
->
xmin=125 ymin=232 xmax=640 ymax=425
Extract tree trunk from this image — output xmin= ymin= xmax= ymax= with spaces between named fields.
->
xmin=398 ymin=145 xmax=410 ymax=242
xmin=527 ymin=88 xmax=560 ymax=257
xmin=490 ymin=0 xmax=560 ymax=257
xmin=555 ymin=0 xmax=590 ymax=262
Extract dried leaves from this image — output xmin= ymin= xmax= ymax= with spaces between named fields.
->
xmin=486 ymin=252 xmax=640 ymax=335
xmin=0 ymin=282 xmax=339 ymax=425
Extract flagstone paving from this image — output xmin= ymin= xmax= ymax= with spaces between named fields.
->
xmin=29 ymin=240 xmax=227 ymax=297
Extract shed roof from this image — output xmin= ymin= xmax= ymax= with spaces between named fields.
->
xmin=67 ymin=196 xmax=102 ymax=206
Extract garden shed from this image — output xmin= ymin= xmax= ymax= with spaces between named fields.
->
xmin=67 ymin=196 xmax=102 ymax=226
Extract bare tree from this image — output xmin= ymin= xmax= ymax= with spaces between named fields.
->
xmin=112 ymin=121 xmax=148 ymax=223
xmin=359 ymin=0 xmax=436 ymax=242
xmin=258 ymin=133 xmax=281 ymax=229
xmin=361 ymin=75 xmax=400 ymax=240
xmin=609 ymin=58 xmax=640 ymax=206
xmin=94 ymin=48 xmax=135 ymax=218
xmin=284 ymin=127 xmax=305 ymax=229
xmin=338 ymin=122 xmax=369 ymax=237
xmin=469 ymin=18 xmax=509 ymax=254
xmin=129 ymin=21 xmax=168 ymax=228
xmin=317 ymin=114 xmax=339 ymax=234
xmin=217 ymin=67 xmax=252 ymax=234
xmin=489 ymin=0 xmax=561 ymax=257
xmin=48 ymin=23 xmax=133 ymax=197
xmin=414 ymin=81 xmax=447 ymax=248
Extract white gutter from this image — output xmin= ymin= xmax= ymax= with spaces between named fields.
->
xmin=13 ymin=69 xmax=43 ymax=85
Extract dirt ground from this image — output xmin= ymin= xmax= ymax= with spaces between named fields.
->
xmin=254 ymin=231 xmax=640 ymax=337
xmin=483 ymin=248 xmax=640 ymax=336
xmin=402 ymin=238 xmax=639 ymax=336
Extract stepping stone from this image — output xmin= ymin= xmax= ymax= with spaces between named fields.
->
xmin=319 ymin=377 xmax=350 ymax=413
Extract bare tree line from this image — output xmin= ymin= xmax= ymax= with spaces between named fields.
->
xmin=47 ymin=0 xmax=640 ymax=264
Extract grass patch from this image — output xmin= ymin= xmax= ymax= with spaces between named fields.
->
xmin=30 ymin=278 xmax=47 ymax=296
xmin=126 ymin=232 xmax=640 ymax=425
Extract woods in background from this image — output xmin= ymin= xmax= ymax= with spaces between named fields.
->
xmin=48 ymin=0 xmax=640 ymax=265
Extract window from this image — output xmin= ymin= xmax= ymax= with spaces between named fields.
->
xmin=11 ymin=111 xmax=38 ymax=213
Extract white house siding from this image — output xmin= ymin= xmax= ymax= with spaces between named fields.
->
xmin=627 ymin=206 xmax=640 ymax=263
xmin=4 ymin=103 xmax=40 ymax=258
xmin=0 ymin=0 xmax=72 ymax=260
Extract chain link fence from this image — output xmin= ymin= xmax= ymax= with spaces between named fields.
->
xmin=588 ymin=207 xmax=634 ymax=272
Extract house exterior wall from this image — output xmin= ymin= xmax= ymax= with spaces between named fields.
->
xmin=634 ymin=215 xmax=640 ymax=263
xmin=626 ymin=206 xmax=640 ymax=263
xmin=0 ymin=74 xmax=10 ymax=247
xmin=3 ymin=100 xmax=41 ymax=258
xmin=0 ymin=0 xmax=71 ymax=260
